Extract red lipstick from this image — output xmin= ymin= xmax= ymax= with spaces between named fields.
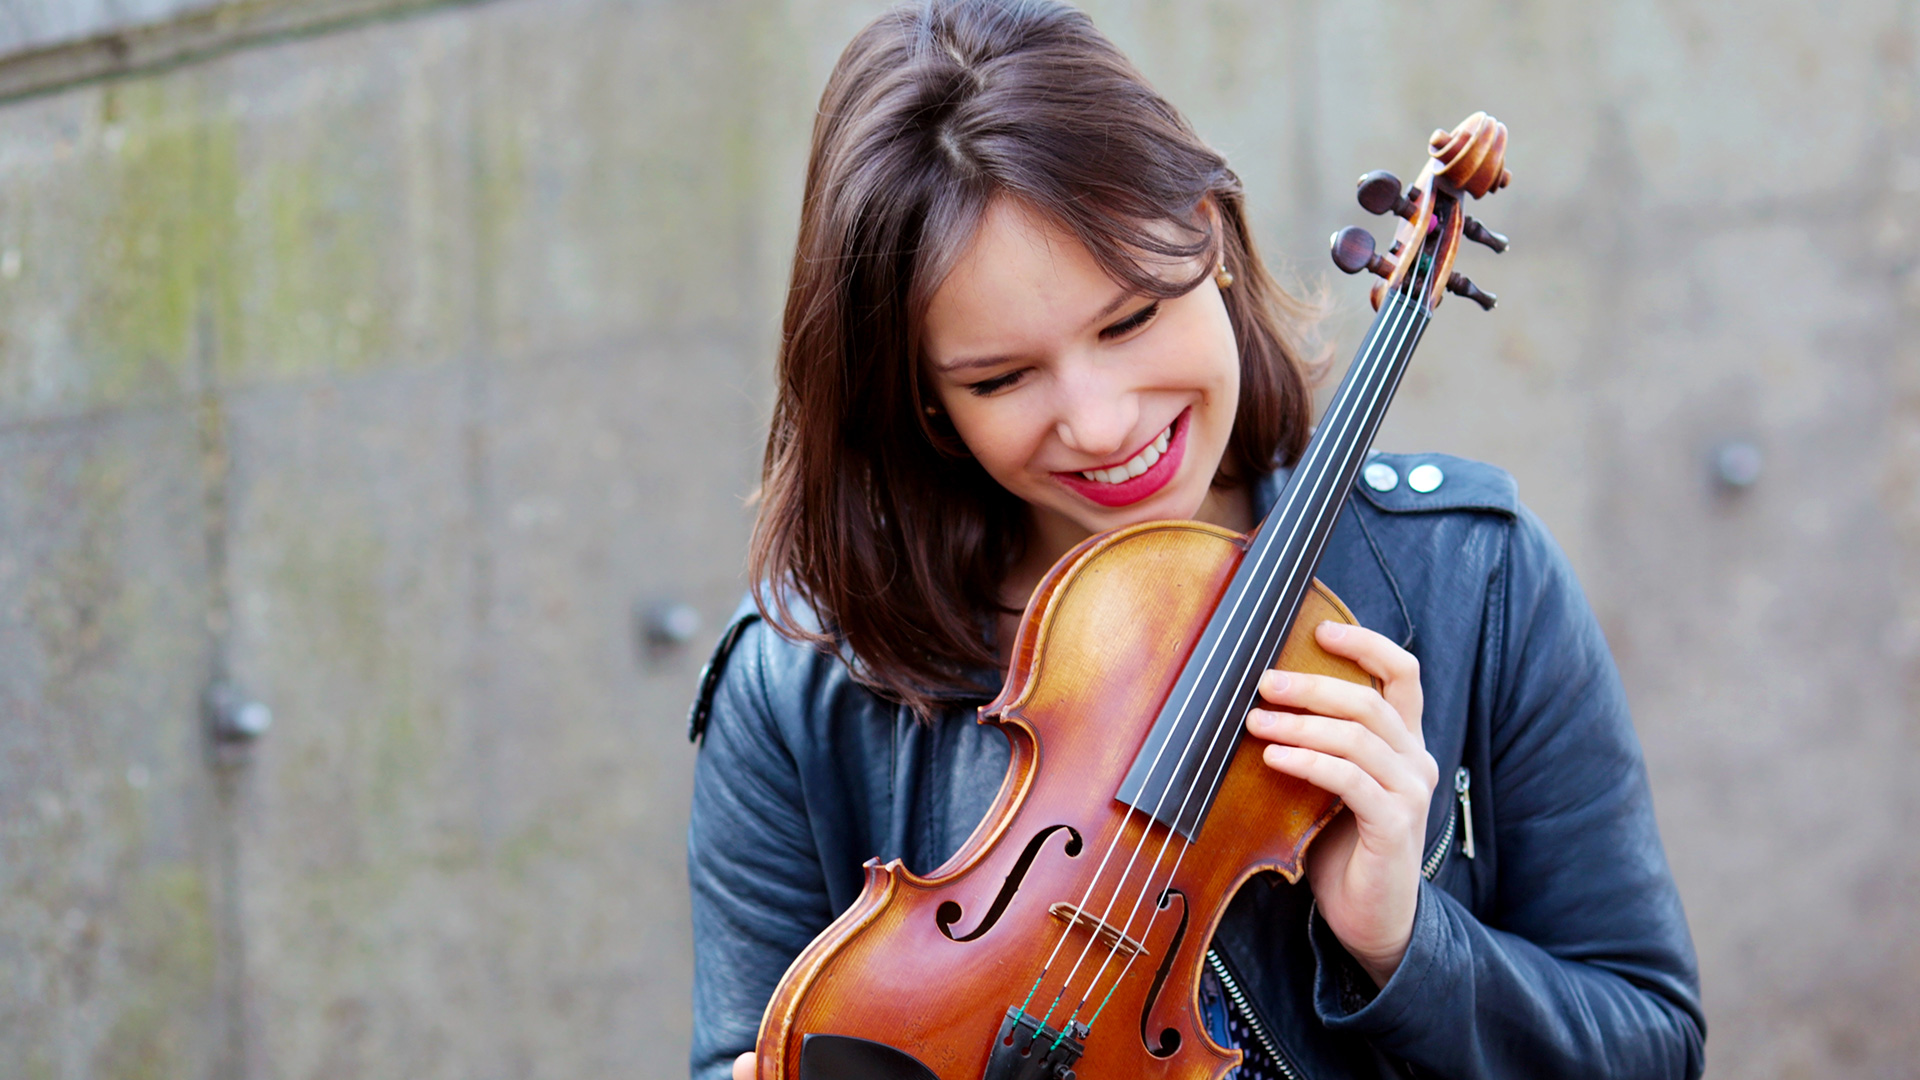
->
xmin=1052 ymin=409 xmax=1189 ymax=509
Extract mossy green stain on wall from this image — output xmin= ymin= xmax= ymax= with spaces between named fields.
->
xmin=79 ymin=79 xmax=239 ymax=409
xmin=226 ymin=109 xmax=400 ymax=384
xmin=91 ymin=866 xmax=217 ymax=1080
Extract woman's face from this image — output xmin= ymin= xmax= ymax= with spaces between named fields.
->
xmin=923 ymin=198 xmax=1242 ymax=559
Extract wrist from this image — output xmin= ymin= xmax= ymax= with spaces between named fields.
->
xmin=1355 ymin=944 xmax=1407 ymax=989
xmin=1308 ymin=881 xmax=1440 ymax=1030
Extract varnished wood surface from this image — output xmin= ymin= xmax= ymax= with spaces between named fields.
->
xmin=1371 ymin=111 xmax=1508 ymax=312
xmin=757 ymin=520 xmax=1373 ymax=1080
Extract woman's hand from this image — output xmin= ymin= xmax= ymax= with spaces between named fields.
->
xmin=733 ymin=1052 xmax=756 ymax=1080
xmin=1245 ymin=621 xmax=1435 ymax=988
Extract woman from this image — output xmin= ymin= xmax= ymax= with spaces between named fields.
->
xmin=687 ymin=2 xmax=1705 ymax=1078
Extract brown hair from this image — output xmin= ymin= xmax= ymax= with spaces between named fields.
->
xmin=750 ymin=0 xmax=1322 ymax=716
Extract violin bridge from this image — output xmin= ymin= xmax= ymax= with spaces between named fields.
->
xmin=1049 ymin=902 xmax=1149 ymax=959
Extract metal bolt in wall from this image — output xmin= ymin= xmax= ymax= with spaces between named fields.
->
xmin=205 ymin=680 xmax=273 ymax=744
xmin=639 ymin=600 xmax=703 ymax=663
xmin=1711 ymin=440 xmax=1764 ymax=490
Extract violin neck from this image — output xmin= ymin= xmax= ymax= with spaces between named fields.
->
xmin=1116 ymin=293 xmax=1431 ymax=838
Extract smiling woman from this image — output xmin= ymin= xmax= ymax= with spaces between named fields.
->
xmin=691 ymin=2 xmax=1704 ymax=1079
xmin=922 ymin=198 xmax=1253 ymax=641
xmin=749 ymin=4 xmax=1320 ymax=713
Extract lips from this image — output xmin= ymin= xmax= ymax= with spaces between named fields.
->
xmin=1052 ymin=409 xmax=1190 ymax=508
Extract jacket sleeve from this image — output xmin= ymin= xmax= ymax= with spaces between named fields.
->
xmin=687 ymin=618 xmax=837 ymax=1080
xmin=1309 ymin=506 xmax=1706 ymax=1079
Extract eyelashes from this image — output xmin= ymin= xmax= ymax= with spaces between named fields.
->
xmin=962 ymin=301 xmax=1164 ymax=397
xmin=966 ymin=370 xmax=1023 ymax=396
xmin=1100 ymin=301 xmax=1161 ymax=339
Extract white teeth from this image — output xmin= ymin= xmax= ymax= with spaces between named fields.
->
xmin=1078 ymin=422 xmax=1174 ymax=485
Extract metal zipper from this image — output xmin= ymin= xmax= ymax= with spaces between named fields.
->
xmin=1420 ymin=766 xmax=1474 ymax=880
xmin=1454 ymin=766 xmax=1475 ymax=860
xmin=1204 ymin=768 xmax=1473 ymax=1080
xmin=1205 ymin=947 xmax=1305 ymax=1080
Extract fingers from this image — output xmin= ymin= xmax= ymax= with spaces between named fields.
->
xmin=1257 ymin=622 xmax=1424 ymax=742
xmin=1256 ymin=738 xmax=1411 ymax=833
xmin=733 ymin=1052 xmax=757 ymax=1080
xmin=1246 ymin=707 xmax=1432 ymax=799
xmin=1255 ymin=669 xmax=1414 ymax=757
xmin=1248 ymin=621 xmax=1438 ymax=808
xmin=1316 ymin=620 xmax=1425 ymax=734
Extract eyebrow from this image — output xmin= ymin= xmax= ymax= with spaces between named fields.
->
xmin=934 ymin=287 xmax=1142 ymax=374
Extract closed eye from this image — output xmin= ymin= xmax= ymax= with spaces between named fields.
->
xmin=965 ymin=369 xmax=1027 ymax=396
xmin=1100 ymin=301 xmax=1160 ymax=340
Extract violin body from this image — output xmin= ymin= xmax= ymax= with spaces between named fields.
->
xmin=757 ymin=520 xmax=1368 ymax=1080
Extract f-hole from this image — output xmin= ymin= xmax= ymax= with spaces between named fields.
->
xmin=937 ymin=825 xmax=1083 ymax=942
xmin=1139 ymin=887 xmax=1189 ymax=1058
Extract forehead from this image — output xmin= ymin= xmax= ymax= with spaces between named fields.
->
xmin=922 ymin=199 xmax=1120 ymax=362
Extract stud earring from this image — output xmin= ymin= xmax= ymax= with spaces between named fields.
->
xmin=1214 ymin=263 xmax=1235 ymax=290
xmin=925 ymin=405 xmax=940 ymax=416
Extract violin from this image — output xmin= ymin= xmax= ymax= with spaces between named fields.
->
xmin=757 ymin=113 xmax=1513 ymax=1080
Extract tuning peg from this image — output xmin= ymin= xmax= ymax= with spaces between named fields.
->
xmin=1446 ymin=272 xmax=1497 ymax=310
xmin=1462 ymin=216 xmax=1509 ymax=253
xmin=1355 ymin=171 xmax=1416 ymax=219
xmin=1330 ymin=226 xmax=1396 ymax=278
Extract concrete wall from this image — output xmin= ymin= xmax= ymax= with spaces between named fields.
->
xmin=0 ymin=1 xmax=1913 ymax=1078
xmin=0 ymin=1 xmax=224 ymax=56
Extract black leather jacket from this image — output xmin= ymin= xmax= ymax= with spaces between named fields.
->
xmin=686 ymin=452 xmax=1705 ymax=1080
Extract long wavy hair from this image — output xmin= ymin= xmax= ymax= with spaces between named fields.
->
xmin=749 ymin=0 xmax=1323 ymax=716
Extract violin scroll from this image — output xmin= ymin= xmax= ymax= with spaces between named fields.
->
xmin=1429 ymin=111 xmax=1511 ymax=199
xmin=1332 ymin=111 xmax=1512 ymax=312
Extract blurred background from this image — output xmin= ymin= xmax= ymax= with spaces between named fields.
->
xmin=1 ymin=0 xmax=1915 ymax=1077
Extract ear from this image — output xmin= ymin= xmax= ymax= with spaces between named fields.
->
xmin=914 ymin=373 xmax=975 ymax=460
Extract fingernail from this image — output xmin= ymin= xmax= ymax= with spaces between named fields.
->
xmin=1268 ymin=672 xmax=1291 ymax=694
xmin=1319 ymin=621 xmax=1346 ymax=641
xmin=1267 ymin=745 xmax=1292 ymax=761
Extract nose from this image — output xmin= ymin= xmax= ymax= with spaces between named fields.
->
xmin=1051 ymin=361 xmax=1138 ymax=462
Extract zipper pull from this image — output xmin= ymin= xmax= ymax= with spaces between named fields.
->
xmin=1454 ymin=767 xmax=1475 ymax=859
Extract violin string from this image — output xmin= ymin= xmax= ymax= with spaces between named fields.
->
xmin=1057 ymin=246 xmax=1435 ymax=1033
xmin=1030 ymin=289 xmax=1418 ymax=1028
xmin=1073 ymin=267 xmax=1433 ymax=1032
xmin=1070 ymin=290 xmax=1421 ymax=1013
xmin=1013 ymin=247 xmax=1417 ymax=1029
xmin=1050 ymin=237 xmax=1439 ymax=1037
xmin=1077 ymin=232 xmax=1442 ymax=1033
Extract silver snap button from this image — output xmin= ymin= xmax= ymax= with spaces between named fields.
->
xmin=1407 ymin=463 xmax=1444 ymax=493
xmin=1362 ymin=462 xmax=1399 ymax=492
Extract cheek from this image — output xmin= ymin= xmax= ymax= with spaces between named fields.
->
xmin=1207 ymin=301 xmax=1242 ymax=386
xmin=1160 ymin=301 xmax=1240 ymax=409
xmin=1201 ymin=309 xmax=1242 ymax=415
xmin=944 ymin=399 xmax=1048 ymax=483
